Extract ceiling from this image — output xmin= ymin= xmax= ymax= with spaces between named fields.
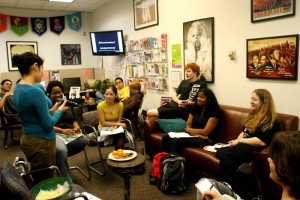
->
xmin=0 ymin=0 xmax=111 ymax=13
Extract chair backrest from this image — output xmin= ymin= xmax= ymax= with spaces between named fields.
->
xmin=81 ymin=110 xmax=99 ymax=129
xmin=0 ymin=109 xmax=21 ymax=127
xmin=0 ymin=162 xmax=34 ymax=200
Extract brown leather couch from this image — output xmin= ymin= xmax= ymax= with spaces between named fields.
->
xmin=144 ymin=104 xmax=299 ymax=180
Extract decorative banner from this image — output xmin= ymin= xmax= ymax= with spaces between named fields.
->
xmin=49 ymin=16 xmax=65 ymax=34
xmin=10 ymin=16 xmax=28 ymax=36
xmin=67 ymin=12 xmax=81 ymax=31
xmin=0 ymin=14 xmax=7 ymax=32
xmin=31 ymin=17 xmax=47 ymax=36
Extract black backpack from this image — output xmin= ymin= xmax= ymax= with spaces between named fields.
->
xmin=158 ymin=154 xmax=188 ymax=194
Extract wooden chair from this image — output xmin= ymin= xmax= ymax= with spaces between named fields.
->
xmin=0 ymin=109 xmax=22 ymax=149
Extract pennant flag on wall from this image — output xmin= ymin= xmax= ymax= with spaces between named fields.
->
xmin=0 ymin=14 xmax=7 ymax=32
xmin=10 ymin=16 xmax=28 ymax=36
xmin=67 ymin=12 xmax=81 ymax=31
xmin=31 ymin=17 xmax=47 ymax=36
xmin=50 ymin=16 xmax=65 ymax=34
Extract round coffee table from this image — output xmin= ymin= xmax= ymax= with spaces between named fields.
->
xmin=107 ymin=153 xmax=145 ymax=200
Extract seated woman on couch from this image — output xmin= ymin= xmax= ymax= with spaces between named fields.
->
xmin=97 ymin=85 xmax=127 ymax=150
xmin=202 ymin=131 xmax=300 ymax=200
xmin=216 ymin=89 xmax=281 ymax=197
xmin=160 ymin=88 xmax=220 ymax=154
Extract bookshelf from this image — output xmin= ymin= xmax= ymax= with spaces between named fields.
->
xmin=125 ymin=34 xmax=168 ymax=92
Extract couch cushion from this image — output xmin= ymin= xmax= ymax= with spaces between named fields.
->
xmin=182 ymin=147 xmax=221 ymax=178
xmin=155 ymin=118 xmax=186 ymax=133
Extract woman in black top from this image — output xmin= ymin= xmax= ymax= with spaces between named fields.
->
xmin=160 ymin=88 xmax=220 ymax=154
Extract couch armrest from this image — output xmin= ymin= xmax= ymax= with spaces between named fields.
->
xmin=144 ymin=116 xmax=160 ymax=135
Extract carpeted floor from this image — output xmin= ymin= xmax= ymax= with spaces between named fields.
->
xmin=0 ymin=131 xmax=198 ymax=200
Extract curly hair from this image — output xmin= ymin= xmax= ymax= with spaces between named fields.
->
xmin=184 ymin=63 xmax=200 ymax=77
xmin=269 ymin=131 xmax=300 ymax=199
xmin=244 ymin=89 xmax=277 ymax=133
xmin=46 ymin=80 xmax=65 ymax=95
xmin=194 ymin=88 xmax=220 ymax=116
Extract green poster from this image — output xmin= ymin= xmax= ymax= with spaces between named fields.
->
xmin=172 ymin=44 xmax=182 ymax=68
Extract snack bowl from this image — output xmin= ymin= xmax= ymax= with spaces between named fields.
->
xmin=30 ymin=177 xmax=72 ymax=200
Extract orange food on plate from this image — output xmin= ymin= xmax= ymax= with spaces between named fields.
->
xmin=111 ymin=149 xmax=133 ymax=159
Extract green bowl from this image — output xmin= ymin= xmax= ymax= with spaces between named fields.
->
xmin=30 ymin=177 xmax=72 ymax=200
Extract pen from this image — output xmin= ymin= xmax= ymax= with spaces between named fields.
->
xmin=204 ymin=182 xmax=215 ymax=200
xmin=210 ymin=181 xmax=215 ymax=190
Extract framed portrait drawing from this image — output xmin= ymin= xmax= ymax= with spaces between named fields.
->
xmin=183 ymin=17 xmax=214 ymax=83
xmin=6 ymin=41 xmax=38 ymax=71
xmin=251 ymin=0 xmax=295 ymax=23
xmin=246 ymin=34 xmax=298 ymax=80
xmin=60 ymin=44 xmax=81 ymax=65
xmin=133 ymin=0 xmax=158 ymax=30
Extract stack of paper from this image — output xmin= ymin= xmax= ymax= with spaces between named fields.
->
xmin=168 ymin=132 xmax=195 ymax=138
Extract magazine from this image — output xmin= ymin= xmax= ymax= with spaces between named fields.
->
xmin=99 ymin=126 xmax=124 ymax=136
xmin=98 ymin=126 xmax=124 ymax=146
xmin=57 ymin=131 xmax=83 ymax=145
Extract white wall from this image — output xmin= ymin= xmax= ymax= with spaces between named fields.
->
xmin=0 ymin=8 xmax=98 ymax=73
xmin=91 ymin=0 xmax=300 ymax=123
xmin=1 ymin=0 xmax=299 ymax=124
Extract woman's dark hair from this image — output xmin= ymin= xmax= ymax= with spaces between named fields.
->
xmin=115 ymin=77 xmax=123 ymax=82
xmin=46 ymin=80 xmax=65 ymax=95
xmin=105 ymin=85 xmax=120 ymax=103
xmin=12 ymin=52 xmax=44 ymax=75
xmin=194 ymin=88 xmax=220 ymax=116
xmin=269 ymin=131 xmax=300 ymax=199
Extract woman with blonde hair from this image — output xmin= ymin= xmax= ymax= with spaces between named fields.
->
xmin=216 ymin=89 xmax=281 ymax=198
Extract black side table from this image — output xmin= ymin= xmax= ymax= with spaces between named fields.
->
xmin=107 ymin=154 xmax=145 ymax=200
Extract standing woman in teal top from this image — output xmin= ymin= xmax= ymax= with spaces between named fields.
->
xmin=12 ymin=52 xmax=68 ymax=184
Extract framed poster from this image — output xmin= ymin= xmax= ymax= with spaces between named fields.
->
xmin=183 ymin=17 xmax=214 ymax=83
xmin=246 ymin=34 xmax=298 ymax=80
xmin=133 ymin=0 xmax=158 ymax=30
xmin=251 ymin=0 xmax=295 ymax=23
xmin=60 ymin=44 xmax=81 ymax=65
xmin=6 ymin=41 xmax=38 ymax=71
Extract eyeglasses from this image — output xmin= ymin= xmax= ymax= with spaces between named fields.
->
xmin=115 ymin=81 xmax=122 ymax=85
xmin=4 ymin=83 xmax=12 ymax=86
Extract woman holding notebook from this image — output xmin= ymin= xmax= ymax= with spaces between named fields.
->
xmin=97 ymin=85 xmax=126 ymax=150
xmin=160 ymin=88 xmax=220 ymax=154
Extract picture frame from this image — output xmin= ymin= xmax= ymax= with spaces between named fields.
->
xmin=251 ymin=0 xmax=295 ymax=23
xmin=133 ymin=0 xmax=158 ymax=30
xmin=6 ymin=41 xmax=38 ymax=71
xmin=246 ymin=34 xmax=298 ymax=80
xmin=183 ymin=17 xmax=214 ymax=83
xmin=60 ymin=44 xmax=81 ymax=65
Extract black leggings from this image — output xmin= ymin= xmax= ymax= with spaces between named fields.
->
xmin=160 ymin=133 xmax=211 ymax=154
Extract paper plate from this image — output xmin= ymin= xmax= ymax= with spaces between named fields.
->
xmin=108 ymin=150 xmax=137 ymax=161
xmin=30 ymin=177 xmax=72 ymax=200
